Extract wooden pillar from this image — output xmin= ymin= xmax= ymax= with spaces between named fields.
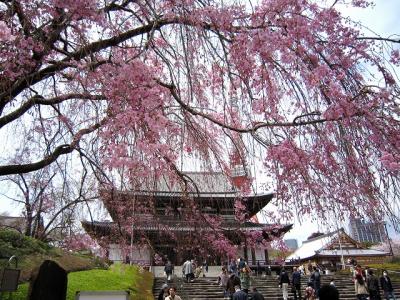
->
xmin=244 ymin=239 xmax=249 ymax=262
xmin=251 ymin=248 xmax=256 ymax=265
xmin=264 ymin=249 xmax=269 ymax=264
xmin=176 ymin=248 xmax=182 ymax=265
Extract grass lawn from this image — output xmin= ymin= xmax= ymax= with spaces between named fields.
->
xmin=11 ymin=264 xmax=153 ymax=300
xmin=367 ymin=262 xmax=400 ymax=280
xmin=367 ymin=262 xmax=400 ymax=272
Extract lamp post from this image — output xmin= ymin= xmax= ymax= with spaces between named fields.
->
xmin=384 ymin=222 xmax=393 ymax=256
xmin=337 ymin=228 xmax=346 ymax=270
xmin=130 ymin=194 xmax=136 ymax=265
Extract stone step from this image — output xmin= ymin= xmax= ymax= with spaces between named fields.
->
xmin=153 ymin=274 xmax=400 ymax=300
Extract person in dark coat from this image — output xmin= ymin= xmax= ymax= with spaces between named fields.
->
xmin=238 ymin=257 xmax=246 ymax=273
xmin=310 ymin=266 xmax=321 ymax=297
xmin=307 ymin=260 xmax=313 ymax=275
xmin=292 ymin=267 xmax=302 ymax=300
xmin=164 ymin=260 xmax=174 ymax=281
xmin=232 ymin=285 xmax=247 ymax=300
xmin=251 ymin=287 xmax=265 ymax=300
xmin=380 ymin=270 xmax=396 ymax=300
xmin=227 ymin=272 xmax=241 ymax=298
xmin=279 ymin=268 xmax=290 ymax=300
xmin=202 ymin=259 xmax=208 ymax=277
xmin=230 ymin=260 xmax=238 ymax=275
xmin=367 ymin=269 xmax=381 ymax=300
xmin=319 ymin=284 xmax=339 ymax=300
xmin=157 ymin=283 xmax=169 ymax=300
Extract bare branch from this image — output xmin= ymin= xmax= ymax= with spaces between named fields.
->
xmin=0 ymin=117 xmax=108 ymax=176
xmin=0 ymin=93 xmax=105 ymax=128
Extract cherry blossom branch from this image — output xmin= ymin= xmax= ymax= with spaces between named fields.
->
xmin=0 ymin=18 xmax=178 ymax=108
xmin=158 ymin=80 xmax=331 ymax=132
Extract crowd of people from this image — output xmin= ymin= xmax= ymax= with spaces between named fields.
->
xmin=157 ymin=284 xmax=182 ymax=300
xmin=158 ymin=258 xmax=398 ymax=300
xmin=352 ymin=264 xmax=396 ymax=300
xmin=163 ymin=258 xmax=209 ymax=283
xmin=217 ymin=263 xmax=260 ymax=299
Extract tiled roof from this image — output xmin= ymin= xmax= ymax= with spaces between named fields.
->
xmin=106 ymin=172 xmax=237 ymax=197
xmin=317 ymin=249 xmax=389 ymax=256
xmin=81 ymin=220 xmax=292 ymax=234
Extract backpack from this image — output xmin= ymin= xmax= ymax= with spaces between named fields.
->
xmin=368 ymin=277 xmax=379 ymax=291
xmin=314 ymin=271 xmax=320 ymax=281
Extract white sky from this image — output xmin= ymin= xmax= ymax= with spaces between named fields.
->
xmin=0 ymin=0 xmax=399 ymax=244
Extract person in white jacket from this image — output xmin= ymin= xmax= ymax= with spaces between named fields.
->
xmin=182 ymin=259 xmax=194 ymax=282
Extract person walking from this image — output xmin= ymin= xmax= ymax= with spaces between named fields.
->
xmin=307 ymin=260 xmax=313 ymax=275
xmin=355 ymin=264 xmax=364 ymax=277
xmin=240 ymin=265 xmax=252 ymax=294
xmin=367 ymin=269 xmax=381 ymax=300
xmin=279 ymin=268 xmax=290 ymax=300
xmin=182 ymin=259 xmax=187 ymax=279
xmin=229 ymin=259 xmax=238 ymax=276
xmin=310 ymin=266 xmax=321 ymax=297
xmin=232 ymin=285 xmax=247 ymax=300
xmin=157 ymin=283 xmax=169 ymax=300
xmin=164 ymin=260 xmax=174 ymax=282
xmin=165 ymin=286 xmax=182 ymax=300
xmin=292 ymin=266 xmax=302 ymax=300
xmin=299 ymin=264 xmax=305 ymax=276
xmin=251 ymin=287 xmax=265 ymax=300
xmin=329 ymin=278 xmax=336 ymax=287
xmin=217 ymin=267 xmax=230 ymax=298
xmin=355 ymin=273 xmax=369 ymax=300
xmin=380 ymin=270 xmax=396 ymax=300
xmin=202 ymin=259 xmax=208 ymax=277
xmin=238 ymin=257 xmax=246 ymax=274
xmin=319 ymin=284 xmax=339 ymax=300
xmin=182 ymin=259 xmax=194 ymax=282
xmin=227 ymin=272 xmax=241 ymax=299
xmin=304 ymin=285 xmax=316 ymax=300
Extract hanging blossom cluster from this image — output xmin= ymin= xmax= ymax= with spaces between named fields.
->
xmin=0 ymin=21 xmax=14 ymax=42
xmin=0 ymin=0 xmax=400 ymax=255
xmin=63 ymin=233 xmax=102 ymax=253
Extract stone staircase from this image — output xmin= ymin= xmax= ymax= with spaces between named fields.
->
xmin=153 ymin=274 xmax=400 ymax=300
xmin=153 ymin=276 xmax=224 ymax=300
xmin=251 ymin=274 xmax=400 ymax=300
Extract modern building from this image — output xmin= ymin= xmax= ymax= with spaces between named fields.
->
xmin=284 ymin=239 xmax=298 ymax=250
xmin=82 ymin=172 xmax=292 ymax=266
xmin=286 ymin=229 xmax=390 ymax=266
xmin=349 ymin=218 xmax=387 ymax=244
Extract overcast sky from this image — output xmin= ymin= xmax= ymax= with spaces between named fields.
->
xmin=0 ymin=0 xmax=399 ymax=245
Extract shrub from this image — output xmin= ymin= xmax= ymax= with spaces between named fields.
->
xmin=0 ymin=229 xmax=52 ymax=258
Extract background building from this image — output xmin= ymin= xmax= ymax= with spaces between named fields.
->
xmin=284 ymin=239 xmax=298 ymax=250
xmin=286 ymin=229 xmax=390 ymax=266
xmin=349 ymin=218 xmax=387 ymax=244
xmin=0 ymin=215 xmax=25 ymax=233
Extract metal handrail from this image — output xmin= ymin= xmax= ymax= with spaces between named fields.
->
xmin=7 ymin=256 xmax=17 ymax=269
